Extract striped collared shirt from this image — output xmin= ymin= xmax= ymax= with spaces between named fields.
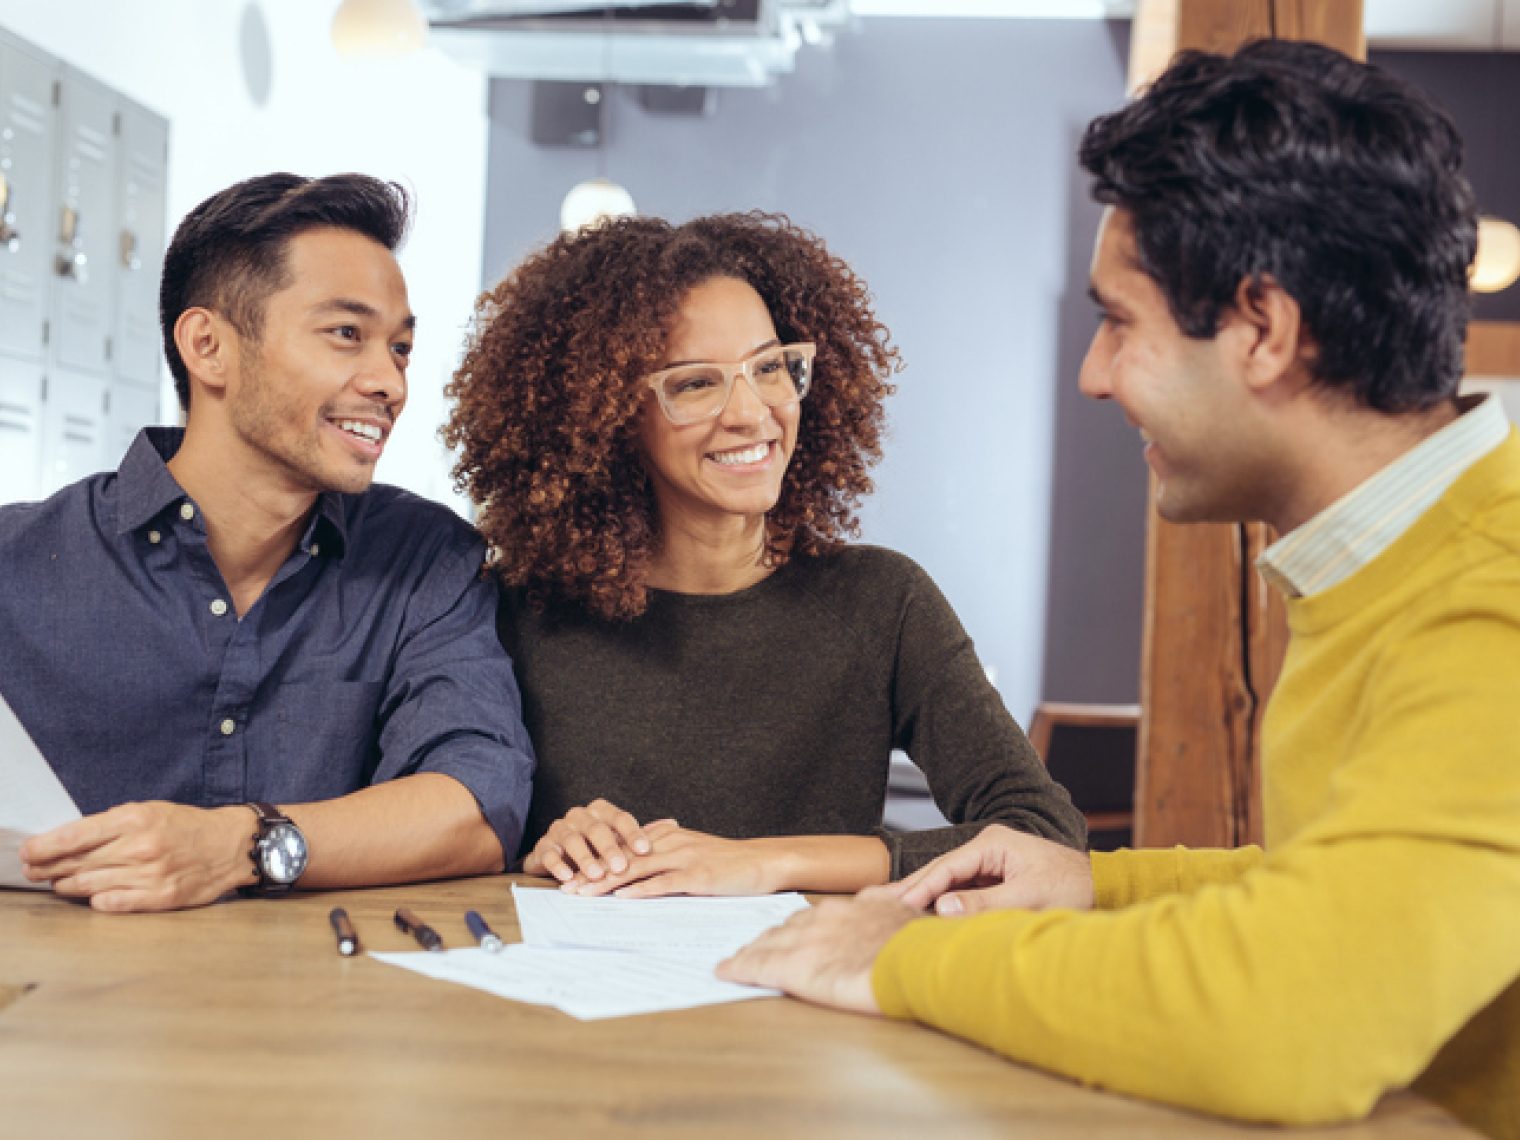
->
xmin=1258 ymin=395 xmax=1510 ymax=599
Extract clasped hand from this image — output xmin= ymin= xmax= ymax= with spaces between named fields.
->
xmin=522 ymin=798 xmax=780 ymax=897
xmin=20 ymin=801 xmax=256 ymax=913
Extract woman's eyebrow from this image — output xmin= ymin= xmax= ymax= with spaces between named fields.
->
xmin=661 ymin=338 xmax=782 ymax=369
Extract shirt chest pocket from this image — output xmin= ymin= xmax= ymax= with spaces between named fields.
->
xmin=257 ymin=680 xmax=387 ymax=801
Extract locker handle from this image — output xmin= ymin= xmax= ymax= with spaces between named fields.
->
xmin=55 ymin=205 xmax=87 ymax=281
xmin=0 ymin=173 xmax=18 ymax=252
xmin=120 ymin=229 xmax=141 ymax=271
xmin=55 ymin=249 xmax=89 ymax=285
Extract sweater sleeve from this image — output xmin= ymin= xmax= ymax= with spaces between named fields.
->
xmin=1091 ymin=845 xmax=1263 ymax=909
xmin=883 ymin=556 xmax=1087 ymax=876
xmin=871 ymin=597 xmax=1520 ymax=1125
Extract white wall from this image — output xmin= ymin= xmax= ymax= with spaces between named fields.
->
xmin=0 ymin=0 xmax=487 ymax=512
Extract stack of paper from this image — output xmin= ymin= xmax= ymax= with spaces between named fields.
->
xmin=371 ymin=885 xmax=809 ymax=1020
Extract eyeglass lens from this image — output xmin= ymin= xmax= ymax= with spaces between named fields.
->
xmin=657 ymin=346 xmax=812 ymax=422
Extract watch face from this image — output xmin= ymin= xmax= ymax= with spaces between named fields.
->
xmin=259 ymin=822 xmax=308 ymax=885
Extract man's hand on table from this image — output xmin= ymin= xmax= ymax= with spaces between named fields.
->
xmin=880 ymin=823 xmax=1096 ymax=916
xmin=20 ymin=801 xmax=255 ymax=912
xmin=718 ymin=824 xmax=1097 ymax=1011
xmin=716 ymin=895 xmax=920 ymax=1014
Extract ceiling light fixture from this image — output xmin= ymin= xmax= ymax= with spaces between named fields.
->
xmin=332 ymin=0 xmax=428 ymax=58
xmin=560 ymin=176 xmax=636 ymax=233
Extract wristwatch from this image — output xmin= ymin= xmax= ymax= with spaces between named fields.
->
xmin=241 ymin=802 xmax=308 ymax=897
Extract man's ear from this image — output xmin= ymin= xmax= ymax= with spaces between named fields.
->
xmin=1228 ymin=274 xmax=1311 ymax=394
xmin=173 ymin=308 xmax=234 ymax=398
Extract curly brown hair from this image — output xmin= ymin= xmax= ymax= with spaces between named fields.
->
xmin=443 ymin=212 xmax=900 ymax=621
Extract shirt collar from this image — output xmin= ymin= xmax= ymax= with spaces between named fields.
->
xmin=114 ymin=427 xmax=193 ymax=535
xmin=309 ymin=491 xmax=350 ymax=558
xmin=1259 ymin=394 xmax=1509 ymax=598
xmin=112 ymin=425 xmax=350 ymax=557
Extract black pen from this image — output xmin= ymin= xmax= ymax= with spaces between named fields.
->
xmin=329 ymin=907 xmax=359 ymax=957
xmin=465 ymin=909 xmax=503 ymax=953
xmin=393 ymin=907 xmax=444 ymax=952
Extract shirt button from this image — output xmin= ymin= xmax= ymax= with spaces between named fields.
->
xmin=220 ymin=718 xmax=236 ymax=736
xmin=309 ymin=543 xmax=320 ymax=557
xmin=210 ymin=599 xmax=228 ymax=617
xmin=179 ymin=503 xmax=195 ymax=521
xmin=148 ymin=530 xmax=161 ymax=544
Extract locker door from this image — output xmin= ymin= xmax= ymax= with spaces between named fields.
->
xmin=0 ymin=352 xmax=43 ymax=504
xmin=105 ymin=377 xmax=156 ymax=467
xmin=0 ymin=33 xmax=57 ymax=362
xmin=49 ymin=67 xmax=114 ymax=379
xmin=113 ymin=99 xmax=167 ymax=393
xmin=37 ymin=368 xmax=106 ymax=494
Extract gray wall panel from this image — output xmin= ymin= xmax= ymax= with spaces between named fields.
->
xmin=483 ymin=18 xmax=1145 ymax=719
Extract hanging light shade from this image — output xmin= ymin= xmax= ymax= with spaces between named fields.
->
xmin=331 ymin=0 xmax=427 ymax=58
xmin=1472 ymin=215 xmax=1520 ymax=294
xmin=559 ymin=178 xmax=637 ymax=234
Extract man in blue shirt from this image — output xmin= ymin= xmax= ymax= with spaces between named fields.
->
xmin=5 ymin=172 xmax=534 ymax=912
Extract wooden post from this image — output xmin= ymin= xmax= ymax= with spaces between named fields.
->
xmin=1467 ymin=321 xmax=1520 ymax=377
xmin=1126 ymin=0 xmax=1364 ymax=849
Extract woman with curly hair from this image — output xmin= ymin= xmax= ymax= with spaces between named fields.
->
xmin=445 ymin=212 xmax=1084 ymax=897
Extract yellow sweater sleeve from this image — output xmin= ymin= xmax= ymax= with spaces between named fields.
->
xmin=872 ymin=588 xmax=1520 ymax=1126
xmin=1091 ymin=844 xmax=1263 ymax=909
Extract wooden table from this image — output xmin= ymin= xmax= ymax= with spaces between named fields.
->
xmin=0 ymin=876 xmax=1475 ymax=1138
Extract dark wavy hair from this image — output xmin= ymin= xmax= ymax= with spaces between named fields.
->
xmin=444 ymin=212 xmax=900 ymax=621
xmin=1079 ymin=39 xmax=1477 ymax=411
xmin=160 ymin=172 xmax=412 ymax=410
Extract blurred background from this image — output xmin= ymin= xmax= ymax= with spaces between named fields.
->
xmin=1 ymin=0 xmax=1517 ymax=737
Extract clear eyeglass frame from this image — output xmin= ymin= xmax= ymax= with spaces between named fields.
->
xmin=643 ymin=342 xmax=816 ymax=425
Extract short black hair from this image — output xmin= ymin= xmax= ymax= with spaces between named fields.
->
xmin=159 ymin=172 xmax=412 ymax=410
xmin=1079 ymin=39 xmax=1477 ymax=411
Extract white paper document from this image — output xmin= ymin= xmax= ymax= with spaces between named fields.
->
xmin=370 ymin=886 xmax=811 ymax=1020
xmin=0 ymin=691 xmax=81 ymax=889
xmin=511 ymin=883 xmax=811 ymax=958
xmin=371 ymin=945 xmax=780 ymax=1020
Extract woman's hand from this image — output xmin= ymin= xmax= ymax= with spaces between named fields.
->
xmin=562 ymin=825 xmax=784 ymax=898
xmin=522 ymin=799 xmax=671 ymax=884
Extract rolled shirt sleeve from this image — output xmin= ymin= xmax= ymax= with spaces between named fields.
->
xmin=373 ymin=537 xmax=535 ymax=857
xmin=0 ymin=428 xmax=535 ymax=848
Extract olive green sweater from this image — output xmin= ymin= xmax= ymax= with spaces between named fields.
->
xmin=500 ymin=545 xmax=1086 ymax=874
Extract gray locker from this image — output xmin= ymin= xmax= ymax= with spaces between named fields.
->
xmin=106 ymin=375 xmax=157 ymax=467
xmin=113 ymin=98 xmax=167 ymax=392
xmin=0 ymin=28 xmax=167 ymax=507
xmin=49 ymin=67 xmax=115 ymax=379
xmin=0 ymin=352 xmax=43 ymax=503
xmin=0 ymin=35 xmax=56 ymax=363
xmin=37 ymin=368 xmax=106 ymax=490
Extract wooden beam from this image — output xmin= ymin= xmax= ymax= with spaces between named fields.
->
xmin=1467 ymin=320 xmax=1520 ymax=378
xmin=1127 ymin=0 xmax=1363 ymax=850
xmin=1271 ymin=0 xmax=1366 ymax=55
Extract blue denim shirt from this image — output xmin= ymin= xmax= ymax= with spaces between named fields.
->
xmin=0 ymin=428 xmax=534 ymax=854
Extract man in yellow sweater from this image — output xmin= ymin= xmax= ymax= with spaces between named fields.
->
xmin=720 ymin=39 xmax=1520 ymax=1140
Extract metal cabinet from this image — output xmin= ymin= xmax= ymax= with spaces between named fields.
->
xmin=113 ymin=99 xmax=168 ymax=391
xmin=0 ymin=34 xmax=53 ymax=364
xmin=0 ymin=28 xmax=168 ymax=507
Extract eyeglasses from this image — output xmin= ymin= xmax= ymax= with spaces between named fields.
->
xmin=644 ymin=343 xmax=815 ymax=425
